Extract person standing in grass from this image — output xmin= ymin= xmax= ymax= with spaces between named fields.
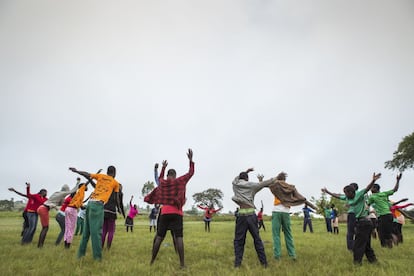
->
xmin=37 ymin=183 xmax=77 ymax=248
xmin=125 ymin=196 xmax=139 ymax=233
xmin=149 ymin=204 xmax=160 ymax=233
xmin=145 ymin=149 xmax=194 ymax=269
xmin=323 ymin=206 xmax=333 ymax=233
xmin=343 ymin=172 xmax=381 ymax=265
xmin=367 ymin=173 xmax=402 ymax=248
xmin=232 ymin=169 xmax=273 ymax=268
xmin=69 ymin=166 xmax=121 ymax=261
xmin=197 ymin=204 xmax=222 ymax=232
xmin=55 ymin=193 xmax=72 ymax=246
xmin=268 ymin=172 xmax=316 ymax=261
xmin=22 ymin=183 xmax=47 ymax=244
xmin=64 ymin=183 xmax=88 ymax=249
xmin=302 ymin=204 xmax=315 ymax=233
xmin=322 ymin=182 xmax=359 ymax=251
xmin=331 ymin=204 xmax=339 ymax=234
xmin=257 ymin=201 xmax=266 ymax=232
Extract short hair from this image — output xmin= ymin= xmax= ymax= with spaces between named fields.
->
xmin=107 ymin=166 xmax=116 ymax=176
xmin=276 ymin=172 xmax=287 ymax=181
xmin=350 ymin=183 xmax=359 ymax=191
xmin=239 ymin=172 xmax=248 ymax=181
xmin=167 ymin=169 xmax=176 ymax=178
xmin=343 ymin=185 xmax=355 ymax=194
xmin=39 ymin=189 xmax=47 ymax=194
xmin=372 ymin=183 xmax=380 ymax=191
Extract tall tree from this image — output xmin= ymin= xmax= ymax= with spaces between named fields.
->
xmin=385 ymin=131 xmax=414 ymax=172
xmin=192 ymin=188 xmax=224 ymax=208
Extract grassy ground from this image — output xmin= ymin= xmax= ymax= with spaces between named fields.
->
xmin=0 ymin=211 xmax=413 ymax=276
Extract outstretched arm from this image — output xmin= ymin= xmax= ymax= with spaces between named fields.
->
xmin=8 ymin=187 xmax=28 ymax=198
xmin=321 ymin=187 xmax=342 ymax=199
xmin=69 ymin=167 xmax=91 ymax=179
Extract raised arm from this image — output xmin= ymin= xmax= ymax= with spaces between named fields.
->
xmin=154 ymin=163 xmax=160 ymax=186
xmin=130 ymin=195 xmax=133 ymax=207
xmin=364 ymin=172 xmax=381 ymax=194
xmin=392 ymin=173 xmax=402 ymax=192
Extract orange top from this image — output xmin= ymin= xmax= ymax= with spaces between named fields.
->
xmin=274 ymin=196 xmax=281 ymax=205
xmin=90 ymin=174 xmax=120 ymax=204
xmin=68 ymin=184 xmax=86 ymax=209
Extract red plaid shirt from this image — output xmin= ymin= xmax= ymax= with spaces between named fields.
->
xmin=145 ymin=161 xmax=194 ymax=209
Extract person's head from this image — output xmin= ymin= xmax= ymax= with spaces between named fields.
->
xmin=76 ymin=177 xmax=81 ymax=183
xmin=343 ymin=185 xmax=355 ymax=199
xmin=331 ymin=204 xmax=335 ymax=209
xmin=107 ymin=166 xmax=116 ymax=177
xmin=239 ymin=172 xmax=249 ymax=181
xmin=350 ymin=183 xmax=359 ymax=191
xmin=167 ymin=169 xmax=177 ymax=180
xmin=276 ymin=172 xmax=287 ymax=181
xmin=39 ymin=189 xmax=47 ymax=197
xmin=371 ymin=183 xmax=380 ymax=193
xmin=260 ymin=208 xmax=263 ymax=212
xmin=133 ymin=204 xmax=137 ymax=209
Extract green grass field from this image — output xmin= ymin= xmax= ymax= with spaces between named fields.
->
xmin=0 ymin=212 xmax=413 ymax=276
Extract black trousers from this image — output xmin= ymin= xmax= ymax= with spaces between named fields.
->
xmin=378 ymin=214 xmax=393 ymax=247
xmin=234 ymin=214 xmax=267 ymax=267
xmin=353 ymin=218 xmax=376 ymax=264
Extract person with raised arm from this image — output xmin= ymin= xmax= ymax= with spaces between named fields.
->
xmin=232 ymin=168 xmax=274 ymax=268
xmin=145 ymin=149 xmax=194 ymax=269
xmin=367 ymin=173 xmax=402 ymax=248
xmin=325 ymin=173 xmax=381 ymax=265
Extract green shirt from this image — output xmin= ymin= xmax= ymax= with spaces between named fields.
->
xmin=367 ymin=190 xmax=394 ymax=216
xmin=340 ymin=194 xmax=355 ymax=213
xmin=346 ymin=189 xmax=369 ymax=219
xmin=324 ymin=208 xmax=331 ymax=218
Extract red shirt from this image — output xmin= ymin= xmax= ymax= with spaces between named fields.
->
xmin=145 ymin=161 xmax=194 ymax=209
xmin=60 ymin=196 xmax=72 ymax=212
xmin=197 ymin=205 xmax=221 ymax=219
xmin=26 ymin=186 xmax=47 ymax=212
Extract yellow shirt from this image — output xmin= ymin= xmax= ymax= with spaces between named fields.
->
xmin=69 ymin=185 xmax=86 ymax=209
xmin=90 ymin=174 xmax=120 ymax=204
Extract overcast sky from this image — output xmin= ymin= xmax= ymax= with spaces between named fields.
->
xmin=1 ymin=1 xmax=413 ymax=214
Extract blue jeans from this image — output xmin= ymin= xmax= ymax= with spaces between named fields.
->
xmin=22 ymin=212 xmax=38 ymax=244
xmin=234 ymin=214 xmax=267 ymax=267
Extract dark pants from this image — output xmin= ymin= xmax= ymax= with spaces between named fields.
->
xmin=22 ymin=212 xmax=38 ymax=244
xmin=55 ymin=213 xmax=66 ymax=245
xmin=234 ymin=214 xmax=267 ymax=267
xmin=325 ymin=218 xmax=332 ymax=232
xmin=346 ymin=213 xmax=356 ymax=250
xmin=353 ymin=219 xmax=376 ymax=264
xmin=21 ymin=211 xmax=29 ymax=237
xmin=303 ymin=217 xmax=313 ymax=233
xmin=378 ymin=214 xmax=393 ymax=247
